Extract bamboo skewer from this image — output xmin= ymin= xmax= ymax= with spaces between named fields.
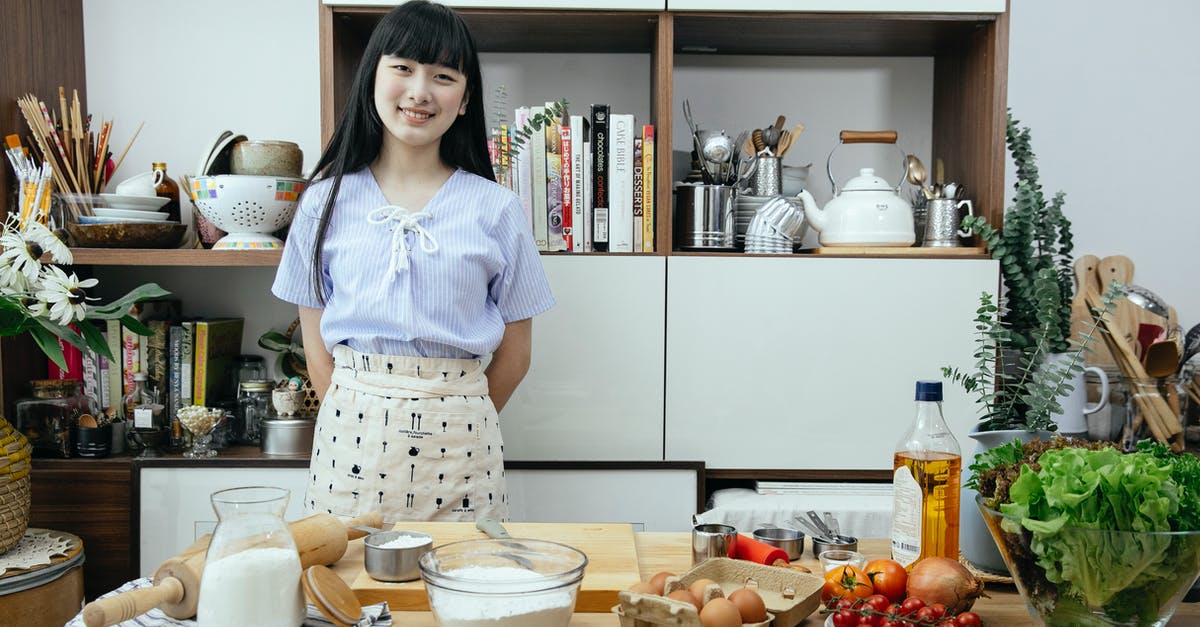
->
xmin=111 ymin=121 xmax=143 ymax=175
xmin=1085 ymin=289 xmax=1183 ymax=451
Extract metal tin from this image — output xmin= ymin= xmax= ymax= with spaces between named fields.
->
xmin=674 ymin=184 xmax=735 ymax=250
xmin=364 ymin=530 xmax=433 ymax=582
xmin=260 ymin=418 xmax=315 ymax=456
xmin=752 ymin=527 xmax=804 ymax=561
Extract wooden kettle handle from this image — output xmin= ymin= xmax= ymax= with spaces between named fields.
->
xmin=81 ymin=576 xmax=184 ymax=627
xmin=839 ymin=130 xmax=898 ymax=144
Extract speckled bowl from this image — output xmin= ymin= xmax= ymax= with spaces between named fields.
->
xmin=230 ymin=140 xmax=303 ymax=177
xmin=66 ymin=221 xmax=187 ymax=248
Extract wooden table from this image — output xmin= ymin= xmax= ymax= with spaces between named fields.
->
xmin=328 ymin=533 xmax=1200 ymax=625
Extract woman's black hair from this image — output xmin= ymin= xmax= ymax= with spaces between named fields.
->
xmin=306 ymin=0 xmax=492 ymax=304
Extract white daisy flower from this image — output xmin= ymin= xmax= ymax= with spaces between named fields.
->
xmin=0 ymin=217 xmax=67 ymax=283
xmin=36 ymin=265 xmax=98 ymax=326
xmin=24 ymin=221 xmax=71 ymax=265
xmin=0 ymin=257 xmax=31 ymax=292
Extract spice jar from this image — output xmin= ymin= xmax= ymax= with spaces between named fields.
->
xmin=236 ymin=380 xmax=275 ymax=445
xmin=15 ymin=379 xmax=93 ymax=458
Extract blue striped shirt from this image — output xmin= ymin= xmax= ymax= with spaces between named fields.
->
xmin=271 ymin=167 xmax=555 ymax=359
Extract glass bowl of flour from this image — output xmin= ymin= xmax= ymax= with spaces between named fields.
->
xmin=419 ymin=538 xmax=588 ymax=627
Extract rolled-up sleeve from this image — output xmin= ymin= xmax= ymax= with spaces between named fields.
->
xmin=488 ymin=196 xmax=555 ymax=323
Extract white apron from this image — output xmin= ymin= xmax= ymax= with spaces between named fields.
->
xmin=303 ymin=345 xmax=508 ymax=522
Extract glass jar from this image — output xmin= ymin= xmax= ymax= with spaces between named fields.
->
xmin=198 ymin=487 xmax=305 ymax=626
xmin=226 ymin=355 xmax=266 ymax=406
xmin=1087 ymin=369 xmax=1190 ymax=450
xmin=15 ymin=379 xmax=92 ymax=458
xmin=236 ymin=380 xmax=275 ymax=445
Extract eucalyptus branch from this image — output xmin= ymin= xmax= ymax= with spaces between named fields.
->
xmin=506 ymin=98 xmax=569 ymax=154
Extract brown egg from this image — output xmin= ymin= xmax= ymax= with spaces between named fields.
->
xmin=628 ymin=581 xmax=657 ymax=595
xmin=648 ymin=570 xmax=675 ymax=596
xmin=688 ymin=577 xmax=718 ymax=605
xmin=728 ymin=587 xmax=768 ymax=623
xmin=698 ymin=597 xmax=743 ymax=627
xmin=666 ymin=588 xmax=702 ymax=611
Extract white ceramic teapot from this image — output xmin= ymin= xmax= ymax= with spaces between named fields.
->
xmin=796 ymin=131 xmax=916 ymax=247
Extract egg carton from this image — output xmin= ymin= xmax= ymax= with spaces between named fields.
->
xmin=611 ymin=557 xmax=824 ymax=627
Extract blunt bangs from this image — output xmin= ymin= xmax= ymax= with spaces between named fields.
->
xmin=373 ymin=3 xmax=475 ymax=75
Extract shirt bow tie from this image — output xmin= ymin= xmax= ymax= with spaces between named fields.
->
xmin=368 ymin=205 xmax=439 ymax=279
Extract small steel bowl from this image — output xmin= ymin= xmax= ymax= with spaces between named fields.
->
xmin=364 ymin=530 xmax=434 ymax=582
xmin=752 ymin=527 xmax=804 ymax=561
xmin=811 ymin=535 xmax=858 ymax=558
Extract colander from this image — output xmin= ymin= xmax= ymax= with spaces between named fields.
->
xmin=191 ymin=175 xmax=306 ymax=249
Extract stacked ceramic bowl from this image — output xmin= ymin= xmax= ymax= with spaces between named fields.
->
xmin=743 ymin=195 xmax=807 ymax=254
xmin=63 ymin=173 xmax=187 ymax=248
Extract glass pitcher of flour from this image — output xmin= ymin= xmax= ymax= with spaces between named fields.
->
xmin=198 ymin=486 xmax=305 ymax=626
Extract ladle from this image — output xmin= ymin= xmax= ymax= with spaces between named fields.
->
xmin=905 ymin=154 xmax=934 ymax=199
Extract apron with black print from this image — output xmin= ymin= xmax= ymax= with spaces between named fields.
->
xmin=303 ymin=344 xmax=508 ymax=522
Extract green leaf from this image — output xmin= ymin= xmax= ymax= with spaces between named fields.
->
xmin=88 ymin=283 xmax=172 ymax=319
xmin=28 ymin=324 xmax=67 ymax=371
xmin=119 ymin=315 xmax=152 ymax=336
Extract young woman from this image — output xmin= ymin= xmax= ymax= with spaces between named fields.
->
xmin=272 ymin=0 xmax=554 ymax=523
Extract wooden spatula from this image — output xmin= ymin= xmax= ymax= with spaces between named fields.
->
xmin=1097 ymin=255 xmax=1141 ymax=358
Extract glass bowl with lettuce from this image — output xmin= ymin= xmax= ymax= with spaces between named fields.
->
xmin=973 ymin=438 xmax=1200 ymax=626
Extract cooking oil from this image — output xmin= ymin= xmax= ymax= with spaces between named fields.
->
xmin=891 ymin=380 xmax=961 ymax=567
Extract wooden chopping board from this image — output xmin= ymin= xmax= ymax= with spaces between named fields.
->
xmin=350 ymin=522 xmax=640 ymax=612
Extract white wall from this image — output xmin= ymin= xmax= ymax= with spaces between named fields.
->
xmin=1007 ymin=0 xmax=1200 ymax=331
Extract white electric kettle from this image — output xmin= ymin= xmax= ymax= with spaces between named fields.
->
xmin=795 ymin=130 xmax=916 ymax=247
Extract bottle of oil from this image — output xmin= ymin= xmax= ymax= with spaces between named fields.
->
xmin=891 ymin=380 xmax=961 ymax=568
xmin=152 ymin=162 xmax=180 ymax=223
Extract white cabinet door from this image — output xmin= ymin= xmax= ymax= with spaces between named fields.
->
xmin=664 ymin=256 xmax=998 ymax=469
xmin=507 ymin=468 xmax=698 ymax=531
xmin=324 ymin=1 xmax=666 ymax=9
xmin=667 ymin=0 xmax=1004 ymax=11
xmin=139 ymin=467 xmax=309 ymax=575
xmin=502 ymin=256 xmax=667 ymax=461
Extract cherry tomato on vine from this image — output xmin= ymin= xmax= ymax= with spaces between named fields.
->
xmin=900 ymin=596 xmax=926 ymax=615
xmin=831 ymin=609 xmax=860 ymax=627
xmin=955 ymin=611 xmax=983 ymax=627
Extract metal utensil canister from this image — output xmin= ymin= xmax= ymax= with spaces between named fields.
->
xmin=674 ymin=183 xmax=736 ymax=250
xmin=751 ymin=156 xmax=782 ymax=196
xmin=922 ymin=198 xmax=974 ymax=247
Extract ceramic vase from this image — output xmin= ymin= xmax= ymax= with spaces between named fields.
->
xmin=959 ymin=427 xmax=1055 ymax=574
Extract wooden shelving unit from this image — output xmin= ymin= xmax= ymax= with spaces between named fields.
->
xmin=67 ymin=248 xmax=283 ymax=267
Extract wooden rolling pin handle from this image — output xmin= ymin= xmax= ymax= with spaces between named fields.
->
xmin=81 ymin=576 xmax=184 ymax=627
xmin=345 ymin=511 xmax=384 ymax=541
xmin=839 ymin=130 xmax=898 ymax=144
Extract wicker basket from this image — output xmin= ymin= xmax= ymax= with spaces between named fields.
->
xmin=0 ymin=416 xmax=32 ymax=555
xmin=282 ymin=318 xmax=321 ymax=417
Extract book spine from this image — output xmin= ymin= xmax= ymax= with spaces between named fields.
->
xmin=590 ymin=104 xmax=610 ymax=252
xmin=529 ymin=105 xmax=548 ymax=251
xmin=642 ymin=124 xmax=656 ymax=253
xmin=122 ymin=326 xmax=140 ymax=398
xmin=513 ymin=107 xmax=532 ymax=226
xmin=632 ymin=133 xmax=644 ymax=253
xmin=106 ymin=320 xmax=123 ymax=417
xmin=47 ymin=331 xmax=84 ymax=381
xmin=81 ymin=347 xmax=100 ymax=409
xmin=608 ymin=113 xmax=635 ymax=252
xmin=499 ymin=124 xmax=511 ymax=190
xmin=560 ymin=125 xmax=573 ymax=252
xmin=169 ymin=325 xmax=183 ymax=437
xmin=180 ymin=321 xmax=194 ymax=407
xmin=193 ymin=321 xmax=209 ymax=407
xmin=569 ymin=115 xmax=586 ymax=253
xmin=583 ymin=139 xmax=593 ymax=252
xmin=544 ymin=103 xmax=565 ymax=251
xmin=98 ymin=352 xmax=111 ymax=411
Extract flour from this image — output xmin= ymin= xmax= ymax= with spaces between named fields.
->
xmin=376 ymin=534 xmax=430 ymax=549
xmin=197 ymin=546 xmax=305 ymax=627
xmin=429 ymin=565 xmax=577 ymax=627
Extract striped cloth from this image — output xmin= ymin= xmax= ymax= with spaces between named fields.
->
xmin=65 ymin=577 xmax=392 ymax=627
xmin=272 ymin=167 xmax=555 ymax=359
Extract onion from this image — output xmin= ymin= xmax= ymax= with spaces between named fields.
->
xmin=905 ymin=557 xmax=986 ymax=614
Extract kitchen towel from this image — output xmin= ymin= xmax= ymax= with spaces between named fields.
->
xmin=65 ymin=577 xmax=392 ymax=627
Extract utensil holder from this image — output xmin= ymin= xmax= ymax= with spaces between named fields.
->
xmin=674 ymin=184 xmax=735 ymax=250
xmin=751 ymin=156 xmax=782 ymax=196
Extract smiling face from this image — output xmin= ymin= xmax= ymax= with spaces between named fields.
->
xmin=373 ymin=55 xmax=468 ymax=157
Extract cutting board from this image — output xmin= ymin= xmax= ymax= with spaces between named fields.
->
xmin=809 ymin=246 xmax=986 ymax=256
xmin=350 ymin=522 xmax=640 ymax=612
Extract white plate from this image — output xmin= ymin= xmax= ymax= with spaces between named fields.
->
xmin=98 ymin=193 xmax=170 ymax=211
xmin=93 ymin=207 xmax=170 ymax=221
xmin=78 ymin=215 xmax=179 ymax=225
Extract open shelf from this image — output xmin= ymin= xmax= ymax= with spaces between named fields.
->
xmin=67 ymin=248 xmax=283 ymax=267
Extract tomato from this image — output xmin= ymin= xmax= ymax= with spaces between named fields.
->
xmin=900 ymin=596 xmax=926 ymax=615
xmin=863 ymin=594 xmax=891 ymax=614
xmin=864 ymin=559 xmax=909 ymax=603
xmin=916 ymin=606 xmax=941 ymax=623
xmin=822 ymin=565 xmax=875 ymax=602
xmin=832 ymin=609 xmax=860 ymax=627
xmin=927 ymin=603 xmax=947 ymax=619
xmin=955 ymin=611 xmax=983 ymax=627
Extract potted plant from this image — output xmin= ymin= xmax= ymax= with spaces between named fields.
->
xmin=943 ymin=111 xmax=1120 ymax=573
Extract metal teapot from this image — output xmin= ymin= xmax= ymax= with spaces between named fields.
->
xmin=795 ymin=131 xmax=916 ymax=247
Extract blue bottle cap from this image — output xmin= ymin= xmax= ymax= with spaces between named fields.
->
xmin=915 ymin=380 xmax=942 ymax=401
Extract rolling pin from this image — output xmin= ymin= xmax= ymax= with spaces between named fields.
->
xmin=80 ymin=511 xmax=382 ymax=627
